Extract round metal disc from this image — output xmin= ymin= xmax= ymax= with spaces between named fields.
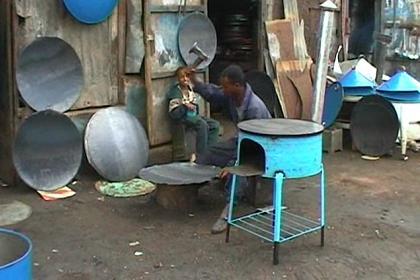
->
xmin=178 ymin=13 xmax=217 ymax=69
xmin=238 ymin=119 xmax=324 ymax=136
xmin=139 ymin=162 xmax=221 ymax=186
xmin=16 ymin=37 xmax=83 ymax=112
xmin=322 ymin=82 xmax=344 ymax=128
xmin=351 ymin=95 xmax=399 ymax=157
xmin=85 ymin=107 xmax=149 ymax=182
xmin=63 ymin=0 xmax=118 ymax=24
xmin=13 ymin=110 xmax=83 ymax=191
xmin=245 ymin=70 xmax=282 ymax=117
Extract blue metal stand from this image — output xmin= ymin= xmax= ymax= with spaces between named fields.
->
xmin=226 ymin=166 xmax=326 ymax=265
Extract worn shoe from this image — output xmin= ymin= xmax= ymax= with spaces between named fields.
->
xmin=211 ymin=217 xmax=227 ymax=234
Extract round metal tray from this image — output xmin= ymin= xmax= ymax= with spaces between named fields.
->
xmin=238 ymin=119 xmax=324 ymax=137
xmin=16 ymin=37 xmax=83 ymax=112
xmin=85 ymin=107 xmax=149 ymax=182
xmin=13 ymin=110 xmax=83 ymax=191
xmin=63 ymin=0 xmax=118 ymax=24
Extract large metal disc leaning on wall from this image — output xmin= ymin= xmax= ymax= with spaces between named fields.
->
xmin=16 ymin=37 xmax=84 ymax=113
xmin=351 ymin=95 xmax=400 ymax=157
xmin=85 ymin=107 xmax=149 ymax=182
xmin=63 ymin=0 xmax=118 ymax=24
xmin=12 ymin=110 xmax=83 ymax=191
xmin=178 ymin=12 xmax=217 ymax=69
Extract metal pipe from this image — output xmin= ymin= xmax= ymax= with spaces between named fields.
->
xmin=311 ymin=0 xmax=338 ymax=124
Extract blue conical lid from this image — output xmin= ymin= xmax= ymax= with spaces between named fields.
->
xmin=339 ymin=68 xmax=376 ymax=89
xmin=377 ymin=71 xmax=420 ymax=92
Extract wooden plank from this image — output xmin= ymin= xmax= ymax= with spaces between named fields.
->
xmin=14 ymin=0 xmax=119 ymax=110
xmin=265 ymin=19 xmax=296 ymax=64
xmin=144 ymin=0 xmax=155 ymax=144
xmin=150 ymin=0 xmax=202 ymax=5
xmin=0 ymin=0 xmax=17 ymax=184
xmin=150 ymin=5 xmax=205 ymax=13
xmin=118 ymin=0 xmax=127 ymax=100
xmin=276 ymin=60 xmax=302 ymax=119
xmin=126 ymin=0 xmax=145 ymax=73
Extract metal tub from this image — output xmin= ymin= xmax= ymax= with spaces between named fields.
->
xmin=0 ymin=228 xmax=32 ymax=280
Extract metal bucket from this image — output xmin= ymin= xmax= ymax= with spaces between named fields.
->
xmin=13 ymin=110 xmax=83 ymax=191
xmin=0 ymin=228 xmax=32 ymax=280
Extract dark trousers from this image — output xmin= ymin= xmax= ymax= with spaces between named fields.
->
xmin=184 ymin=116 xmax=220 ymax=154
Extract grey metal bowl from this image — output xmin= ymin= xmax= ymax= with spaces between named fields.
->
xmin=84 ymin=107 xmax=149 ymax=182
xmin=16 ymin=37 xmax=84 ymax=112
xmin=13 ymin=110 xmax=83 ymax=191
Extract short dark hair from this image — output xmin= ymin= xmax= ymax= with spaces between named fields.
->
xmin=220 ymin=65 xmax=245 ymax=86
xmin=175 ymin=66 xmax=189 ymax=77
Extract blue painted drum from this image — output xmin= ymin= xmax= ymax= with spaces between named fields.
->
xmin=63 ymin=0 xmax=118 ymax=24
xmin=239 ymin=132 xmax=323 ymax=178
xmin=237 ymin=119 xmax=324 ymax=178
xmin=0 ymin=228 xmax=32 ymax=280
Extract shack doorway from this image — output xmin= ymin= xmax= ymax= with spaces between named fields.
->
xmin=208 ymin=0 xmax=262 ymax=83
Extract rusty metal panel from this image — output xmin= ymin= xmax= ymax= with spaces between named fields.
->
xmin=150 ymin=13 xmax=184 ymax=74
xmin=151 ymin=0 xmax=202 ymax=5
xmin=14 ymin=0 xmax=119 ymax=110
xmin=125 ymin=0 xmax=144 ymax=73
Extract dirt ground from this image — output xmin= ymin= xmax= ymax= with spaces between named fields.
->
xmin=2 ymin=142 xmax=420 ymax=279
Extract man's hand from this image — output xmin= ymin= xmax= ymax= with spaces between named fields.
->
xmin=187 ymin=67 xmax=201 ymax=85
xmin=218 ymin=169 xmax=230 ymax=181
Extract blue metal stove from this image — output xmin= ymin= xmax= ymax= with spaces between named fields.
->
xmin=225 ymin=119 xmax=325 ymax=265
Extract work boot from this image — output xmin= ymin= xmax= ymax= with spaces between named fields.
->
xmin=211 ymin=204 xmax=229 ymax=234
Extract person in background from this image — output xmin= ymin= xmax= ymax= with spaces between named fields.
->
xmin=167 ymin=66 xmax=220 ymax=161
xmin=190 ymin=64 xmax=271 ymax=234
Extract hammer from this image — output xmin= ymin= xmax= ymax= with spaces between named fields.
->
xmin=189 ymin=42 xmax=209 ymax=68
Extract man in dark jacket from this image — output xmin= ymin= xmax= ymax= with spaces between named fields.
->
xmin=191 ymin=64 xmax=271 ymax=233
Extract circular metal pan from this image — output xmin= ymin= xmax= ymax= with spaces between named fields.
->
xmin=85 ymin=107 xmax=149 ymax=182
xmin=139 ymin=162 xmax=221 ymax=186
xmin=322 ymin=82 xmax=344 ymax=128
xmin=239 ymin=119 xmax=324 ymax=136
xmin=63 ymin=0 xmax=118 ymax=24
xmin=13 ymin=110 xmax=83 ymax=191
xmin=178 ymin=13 xmax=217 ymax=69
xmin=245 ymin=70 xmax=282 ymax=117
xmin=16 ymin=37 xmax=83 ymax=113
xmin=351 ymin=95 xmax=399 ymax=157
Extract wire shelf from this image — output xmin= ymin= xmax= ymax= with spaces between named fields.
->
xmin=229 ymin=208 xmax=322 ymax=243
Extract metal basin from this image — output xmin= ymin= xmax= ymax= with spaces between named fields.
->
xmin=63 ymin=0 xmax=118 ymax=24
xmin=85 ymin=107 xmax=149 ymax=182
xmin=16 ymin=37 xmax=83 ymax=112
xmin=13 ymin=110 xmax=83 ymax=191
xmin=178 ymin=13 xmax=217 ymax=69
xmin=0 ymin=228 xmax=32 ymax=280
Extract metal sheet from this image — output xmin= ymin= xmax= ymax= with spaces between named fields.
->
xmin=16 ymin=37 xmax=83 ymax=112
xmin=245 ymin=70 xmax=282 ymax=117
xmin=63 ymin=0 xmax=118 ymax=24
xmin=377 ymin=71 xmax=420 ymax=92
xmin=12 ymin=110 xmax=83 ymax=191
xmin=139 ymin=162 xmax=221 ymax=185
xmin=238 ymin=119 xmax=324 ymax=136
xmin=85 ymin=107 xmax=149 ymax=182
xmin=178 ymin=12 xmax=217 ymax=69
xmin=351 ymin=95 xmax=399 ymax=157
xmin=322 ymin=82 xmax=344 ymax=128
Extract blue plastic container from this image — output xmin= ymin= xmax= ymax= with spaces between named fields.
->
xmin=0 ymin=228 xmax=32 ymax=280
xmin=63 ymin=0 xmax=118 ymax=24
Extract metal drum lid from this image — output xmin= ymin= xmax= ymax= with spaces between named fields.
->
xmin=245 ymin=70 xmax=282 ymax=117
xmin=351 ymin=95 xmax=399 ymax=157
xmin=16 ymin=37 xmax=83 ymax=113
xmin=139 ymin=162 xmax=221 ymax=185
xmin=238 ymin=119 xmax=324 ymax=136
xmin=377 ymin=70 xmax=420 ymax=92
xmin=85 ymin=107 xmax=149 ymax=182
xmin=322 ymin=82 xmax=344 ymax=128
xmin=63 ymin=0 xmax=118 ymax=24
xmin=339 ymin=68 xmax=376 ymax=89
xmin=178 ymin=13 xmax=217 ymax=69
xmin=12 ymin=110 xmax=83 ymax=191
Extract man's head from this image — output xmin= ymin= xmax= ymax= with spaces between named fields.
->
xmin=219 ymin=65 xmax=246 ymax=101
xmin=175 ymin=66 xmax=191 ymax=88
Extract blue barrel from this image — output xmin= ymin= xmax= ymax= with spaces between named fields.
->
xmin=238 ymin=119 xmax=324 ymax=178
xmin=0 ymin=228 xmax=32 ymax=280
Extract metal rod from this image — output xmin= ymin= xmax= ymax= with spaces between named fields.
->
xmin=273 ymin=242 xmax=280 ymax=265
xmin=311 ymin=0 xmax=338 ymax=124
xmin=225 ymin=224 xmax=230 ymax=243
xmin=321 ymin=226 xmax=325 ymax=247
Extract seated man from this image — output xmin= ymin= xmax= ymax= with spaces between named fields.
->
xmin=191 ymin=64 xmax=272 ymax=233
xmin=167 ymin=66 xmax=220 ymax=161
